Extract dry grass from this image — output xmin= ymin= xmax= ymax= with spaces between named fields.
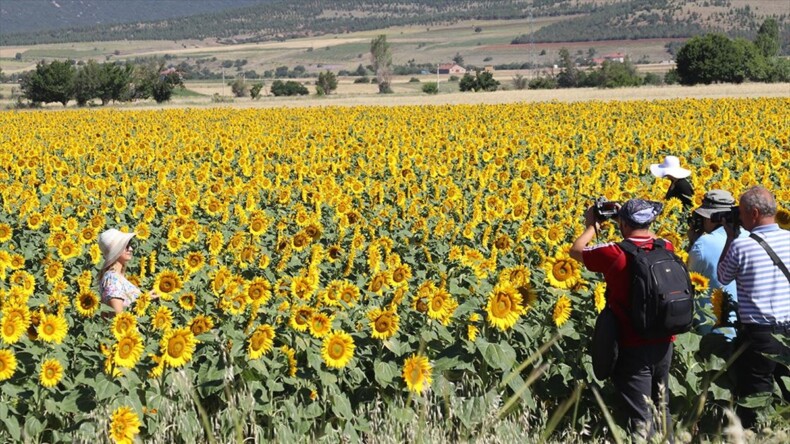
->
xmin=39 ymin=82 xmax=784 ymax=111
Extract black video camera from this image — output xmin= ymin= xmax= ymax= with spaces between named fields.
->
xmin=594 ymin=197 xmax=620 ymax=220
xmin=710 ymin=206 xmax=740 ymax=229
xmin=689 ymin=212 xmax=704 ymax=233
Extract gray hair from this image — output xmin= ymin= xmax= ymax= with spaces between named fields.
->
xmin=740 ymin=186 xmax=776 ymax=216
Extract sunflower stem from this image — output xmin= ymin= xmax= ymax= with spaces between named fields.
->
xmin=189 ymin=386 xmax=217 ymax=444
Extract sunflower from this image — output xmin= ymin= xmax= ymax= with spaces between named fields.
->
xmin=280 ymin=345 xmax=297 ymax=377
xmin=402 ymin=354 xmax=432 ymax=394
xmin=308 ymin=312 xmax=333 ymax=338
xmin=327 ymin=244 xmax=343 ymax=262
xmin=111 ymin=314 xmax=137 ymax=340
xmin=58 ymin=239 xmax=82 ymax=261
xmin=37 ymin=313 xmax=68 ymax=344
xmin=467 ymin=313 xmax=481 ymax=341
xmin=389 ymin=263 xmax=413 ymax=287
xmin=367 ymin=307 xmax=399 ymax=340
xmin=178 ymin=293 xmax=197 ymax=311
xmin=500 ymin=265 xmax=531 ymax=288
xmin=248 ymin=324 xmax=275 ymax=359
xmin=246 ymin=278 xmax=272 ymax=305
xmin=544 ymin=255 xmax=581 ymax=290
xmin=553 ymin=295 xmax=573 ymax=327
xmin=154 ymin=270 xmax=182 ymax=298
xmin=485 ymin=284 xmax=523 ymax=331
xmin=160 ymin=327 xmax=197 ymax=368
xmin=39 ymin=358 xmax=64 ymax=388
xmin=428 ymin=288 xmax=454 ymax=320
xmin=593 ymin=283 xmax=607 ymax=313
xmin=710 ymin=288 xmax=725 ymax=326
xmin=75 ymin=290 xmax=100 ymax=317
xmin=777 ymin=207 xmax=790 ymax=230
xmin=0 ymin=223 xmax=12 ymax=243
xmin=289 ymin=305 xmax=313 ymax=332
xmin=322 ymin=330 xmax=355 ymax=369
xmin=292 ymin=231 xmax=311 ymax=251
xmin=291 ymin=276 xmax=315 ymax=301
xmin=109 ymin=406 xmax=141 ymax=444
xmin=249 ymin=214 xmax=271 ymax=237
xmin=1 ymin=317 xmax=25 ymax=344
xmin=189 ymin=315 xmax=214 ymax=336
xmin=689 ymin=272 xmax=710 ymax=295
xmin=114 ymin=331 xmax=144 ymax=368
xmin=368 ymin=271 xmax=389 ymax=294
xmin=151 ymin=306 xmax=173 ymax=331
xmin=44 ymin=260 xmax=64 ymax=283
xmin=183 ymin=251 xmax=205 ymax=274
xmin=338 ymin=282 xmax=361 ymax=307
xmin=0 ymin=349 xmax=17 ymax=381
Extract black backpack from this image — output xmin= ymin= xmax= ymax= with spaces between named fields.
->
xmin=618 ymin=239 xmax=694 ymax=338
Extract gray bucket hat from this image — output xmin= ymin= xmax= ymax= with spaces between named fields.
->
xmin=694 ymin=190 xmax=736 ymax=219
xmin=618 ymin=199 xmax=664 ymax=226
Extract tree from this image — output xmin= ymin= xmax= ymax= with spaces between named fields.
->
xmin=96 ymin=62 xmax=133 ymax=105
xmin=270 ymin=80 xmax=308 ymax=96
xmin=230 ymin=77 xmax=248 ymax=97
xmin=21 ymin=60 xmax=75 ymax=106
xmin=556 ymin=48 xmax=578 ymax=88
xmin=73 ymin=60 xmax=102 ymax=106
xmin=316 ymin=71 xmax=338 ymax=95
xmin=598 ymin=59 xmax=642 ymax=88
xmin=458 ymin=70 xmax=499 ymax=92
xmin=370 ymin=35 xmax=392 ymax=93
xmin=675 ymin=33 xmax=764 ymax=85
xmin=512 ymin=74 xmax=528 ymax=90
xmin=755 ymin=18 xmax=779 ymax=58
xmin=250 ymin=82 xmax=264 ymax=100
xmin=453 ymin=52 xmax=464 ymax=66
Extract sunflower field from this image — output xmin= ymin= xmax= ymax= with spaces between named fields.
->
xmin=0 ymin=98 xmax=789 ymax=443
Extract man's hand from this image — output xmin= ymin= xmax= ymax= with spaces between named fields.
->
xmin=583 ymin=205 xmax=601 ymax=230
xmin=721 ymin=220 xmax=740 ymax=240
xmin=148 ymin=290 xmax=160 ymax=301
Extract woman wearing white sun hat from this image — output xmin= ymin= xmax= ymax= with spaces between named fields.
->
xmin=650 ymin=155 xmax=694 ymax=208
xmin=98 ymin=228 xmax=158 ymax=314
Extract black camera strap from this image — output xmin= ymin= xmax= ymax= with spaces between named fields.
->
xmin=749 ymin=233 xmax=790 ymax=284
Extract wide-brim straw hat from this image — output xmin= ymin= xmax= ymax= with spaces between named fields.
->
xmin=650 ymin=155 xmax=691 ymax=179
xmin=98 ymin=229 xmax=136 ymax=272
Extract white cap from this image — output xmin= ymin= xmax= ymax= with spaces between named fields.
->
xmin=650 ymin=156 xmax=691 ymax=179
xmin=98 ymin=229 xmax=136 ymax=272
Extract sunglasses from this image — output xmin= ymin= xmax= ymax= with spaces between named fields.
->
xmin=125 ymin=240 xmax=135 ymax=251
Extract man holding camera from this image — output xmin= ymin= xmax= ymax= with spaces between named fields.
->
xmin=570 ymin=199 xmax=675 ymax=439
xmin=717 ymin=186 xmax=790 ymax=429
xmin=688 ymin=190 xmax=740 ymax=338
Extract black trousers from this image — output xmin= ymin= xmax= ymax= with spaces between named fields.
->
xmin=735 ymin=325 xmax=790 ymax=429
xmin=612 ymin=342 xmax=673 ymax=440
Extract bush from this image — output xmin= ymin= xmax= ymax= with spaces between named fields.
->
xmin=250 ymin=82 xmax=264 ymax=100
xmin=449 ymin=75 xmax=460 ymax=82
xmin=643 ymin=72 xmax=663 ymax=86
xmin=229 ymin=77 xmax=248 ymax=98
xmin=511 ymin=74 xmax=528 ymax=90
xmin=211 ymin=93 xmax=233 ymax=103
xmin=270 ymin=80 xmax=309 ymax=96
xmin=528 ymin=76 xmax=557 ymax=89
xmin=421 ymin=82 xmax=438 ymax=94
xmin=459 ymin=71 xmax=499 ymax=92
xmin=353 ymin=77 xmax=370 ymax=84
xmin=664 ymin=69 xmax=681 ymax=85
xmin=408 ymin=77 xmax=420 ymax=83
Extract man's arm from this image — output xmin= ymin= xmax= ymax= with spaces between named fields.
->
xmin=717 ymin=220 xmax=739 ymax=285
xmin=569 ymin=206 xmax=599 ymax=263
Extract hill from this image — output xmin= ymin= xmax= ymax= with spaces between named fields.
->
xmin=1 ymin=0 xmax=787 ymax=49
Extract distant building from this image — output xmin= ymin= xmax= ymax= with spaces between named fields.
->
xmin=438 ymin=63 xmax=466 ymax=75
xmin=592 ymin=52 xmax=626 ymax=65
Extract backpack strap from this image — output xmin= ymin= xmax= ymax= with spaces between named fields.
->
xmin=618 ymin=238 xmax=663 ymax=255
xmin=749 ymin=233 xmax=790 ymax=284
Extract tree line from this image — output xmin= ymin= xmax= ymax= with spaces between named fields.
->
xmin=18 ymin=60 xmax=184 ymax=107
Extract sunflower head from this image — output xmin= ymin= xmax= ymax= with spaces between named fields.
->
xmin=321 ymin=330 xmax=355 ymax=369
xmin=553 ymin=295 xmax=573 ymax=327
xmin=159 ymin=327 xmax=197 ymax=368
xmin=402 ymin=354 xmax=432 ymax=393
xmin=75 ymin=290 xmax=100 ymax=317
xmin=248 ymin=324 xmax=275 ymax=360
xmin=485 ymin=284 xmax=523 ymax=331
xmin=367 ymin=307 xmax=400 ymax=340
xmin=0 ymin=349 xmax=17 ymax=381
xmin=109 ymin=406 xmax=141 ymax=444
xmin=39 ymin=358 xmax=64 ymax=388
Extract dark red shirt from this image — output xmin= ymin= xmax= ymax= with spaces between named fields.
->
xmin=583 ymin=236 xmax=676 ymax=348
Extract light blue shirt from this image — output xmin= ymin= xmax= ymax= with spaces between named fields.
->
xmin=689 ymin=226 xmax=740 ymax=337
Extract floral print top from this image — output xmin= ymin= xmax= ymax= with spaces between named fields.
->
xmin=100 ymin=269 xmax=141 ymax=308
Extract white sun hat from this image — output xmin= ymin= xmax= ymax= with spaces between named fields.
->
xmin=98 ymin=228 xmax=136 ymax=272
xmin=650 ymin=155 xmax=691 ymax=179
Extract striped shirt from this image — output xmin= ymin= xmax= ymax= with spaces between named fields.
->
xmin=718 ymin=224 xmax=790 ymax=325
